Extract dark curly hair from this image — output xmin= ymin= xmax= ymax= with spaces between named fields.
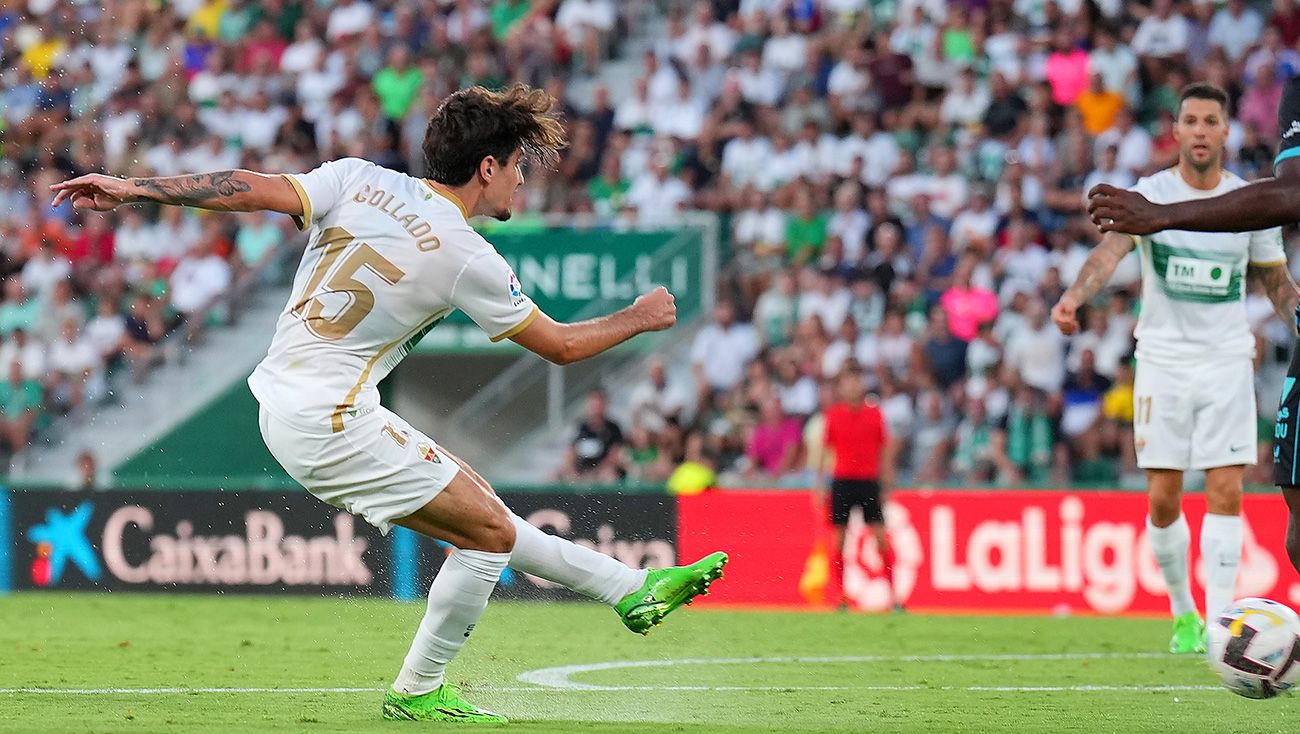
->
xmin=423 ymin=84 xmax=568 ymax=186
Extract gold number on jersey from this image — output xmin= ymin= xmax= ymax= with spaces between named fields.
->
xmin=1136 ymin=396 xmax=1153 ymax=425
xmin=292 ymin=226 xmax=406 ymax=341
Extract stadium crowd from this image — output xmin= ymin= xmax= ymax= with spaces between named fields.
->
xmin=0 ymin=0 xmax=642 ymax=467
xmin=2 ymin=0 xmax=1298 ymax=486
xmin=555 ymin=0 xmax=1300 ymax=489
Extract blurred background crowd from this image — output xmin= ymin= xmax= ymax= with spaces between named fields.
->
xmin=2 ymin=0 xmax=1298 ymax=485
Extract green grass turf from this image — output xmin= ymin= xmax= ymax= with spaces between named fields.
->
xmin=0 ymin=594 xmax=1296 ymax=733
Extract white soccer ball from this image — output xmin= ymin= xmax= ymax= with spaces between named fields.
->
xmin=1207 ymin=597 xmax=1300 ymax=699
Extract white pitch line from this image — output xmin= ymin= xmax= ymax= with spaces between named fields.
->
xmin=0 ymin=652 xmax=1213 ymax=697
xmin=516 ymin=652 xmax=1182 ymax=691
xmin=0 ymin=687 xmax=383 ymax=695
xmin=0 ymin=684 xmax=1227 ymax=695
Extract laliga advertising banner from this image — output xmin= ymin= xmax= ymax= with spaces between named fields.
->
xmin=9 ymin=490 xmax=389 ymax=594
xmin=677 ymin=489 xmax=1300 ymax=614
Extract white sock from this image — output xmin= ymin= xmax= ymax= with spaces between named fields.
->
xmin=392 ymin=549 xmax=509 ymax=695
xmin=508 ymin=513 xmax=646 ymax=605
xmin=1200 ymin=512 xmax=1243 ymax=623
xmin=1147 ymin=514 xmax=1197 ymax=618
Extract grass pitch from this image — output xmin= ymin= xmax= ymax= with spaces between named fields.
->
xmin=0 ymin=593 xmax=1296 ymax=732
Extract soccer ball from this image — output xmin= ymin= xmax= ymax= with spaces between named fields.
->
xmin=1207 ymin=597 xmax=1300 ymax=699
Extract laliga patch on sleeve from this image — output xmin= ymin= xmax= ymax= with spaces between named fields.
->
xmin=508 ymin=272 xmax=525 ymax=307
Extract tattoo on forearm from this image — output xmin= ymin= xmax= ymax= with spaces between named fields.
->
xmin=131 ymin=171 xmax=252 ymax=207
xmin=1250 ymin=264 xmax=1300 ymax=333
xmin=1067 ymin=237 xmax=1132 ymax=303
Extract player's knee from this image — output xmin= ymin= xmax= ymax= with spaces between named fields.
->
xmin=1204 ymin=468 xmax=1244 ymax=513
xmin=1148 ymin=490 xmax=1182 ymax=525
xmin=1205 ymin=486 xmax=1243 ymax=515
xmin=472 ymin=512 xmax=516 ymax=554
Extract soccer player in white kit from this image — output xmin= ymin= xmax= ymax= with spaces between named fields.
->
xmin=50 ymin=85 xmax=728 ymax=723
xmin=1053 ymin=83 xmax=1296 ymax=654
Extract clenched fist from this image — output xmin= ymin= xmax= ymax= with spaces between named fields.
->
xmin=1051 ymin=294 xmax=1081 ymax=335
xmin=1087 ymin=183 xmax=1166 ymax=235
xmin=634 ymin=287 xmax=677 ymax=332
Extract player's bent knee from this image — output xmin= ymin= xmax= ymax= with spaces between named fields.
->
xmin=466 ymin=511 xmax=516 ymax=554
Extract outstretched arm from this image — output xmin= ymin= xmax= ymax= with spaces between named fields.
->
xmin=1248 ymin=261 xmax=1300 ymax=335
xmin=1088 ymin=169 xmax=1300 ymax=234
xmin=510 ymin=287 xmax=677 ymax=365
xmin=1051 ymin=231 xmax=1136 ymax=334
xmin=49 ymin=170 xmax=304 ymax=217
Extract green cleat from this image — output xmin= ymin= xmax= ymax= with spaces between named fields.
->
xmin=1169 ymin=612 xmax=1207 ymax=655
xmin=615 ymin=551 xmax=728 ymax=635
xmin=381 ymin=683 xmax=507 ymax=723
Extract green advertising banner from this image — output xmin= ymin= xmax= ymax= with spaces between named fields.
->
xmin=414 ymin=226 xmax=711 ymax=353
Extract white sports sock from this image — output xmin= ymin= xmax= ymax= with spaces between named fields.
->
xmin=392 ymin=549 xmax=509 ymax=696
xmin=508 ymin=513 xmax=647 ymax=605
xmin=1147 ymin=514 xmax=1197 ymax=618
xmin=1200 ymin=512 xmax=1243 ymax=623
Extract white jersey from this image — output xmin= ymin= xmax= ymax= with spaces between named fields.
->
xmin=1130 ymin=168 xmax=1285 ymax=365
xmin=248 ymin=157 xmax=538 ymax=433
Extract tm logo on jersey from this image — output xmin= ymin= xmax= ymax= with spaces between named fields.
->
xmin=1150 ymin=241 xmax=1241 ymax=303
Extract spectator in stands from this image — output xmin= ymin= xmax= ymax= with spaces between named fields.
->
xmin=84 ymin=296 xmax=126 ymax=367
xmin=0 ymin=278 xmax=40 ymax=338
xmin=71 ymin=449 xmax=100 ymax=492
xmin=691 ymin=300 xmax=758 ymax=395
xmin=628 ymin=357 xmax=687 ymax=434
xmin=123 ymin=294 xmax=168 ymax=383
xmin=952 ymin=396 xmax=1016 ymax=485
xmin=920 ymin=307 xmax=967 ymax=389
xmin=745 ymin=396 xmax=803 ymax=483
xmin=940 ymin=254 xmax=999 ymax=343
xmin=0 ymin=361 xmax=42 ymax=460
xmin=1076 ymin=72 xmax=1126 ymax=137
xmin=7 ymin=0 xmax=1298 ymax=487
xmin=169 ymin=239 xmax=233 ymax=345
xmin=47 ymin=318 xmax=100 ymax=413
xmin=559 ymin=389 xmax=625 ymax=483
xmin=1101 ymin=359 xmax=1139 ymax=481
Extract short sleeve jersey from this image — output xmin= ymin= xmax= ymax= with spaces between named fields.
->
xmin=248 ymin=158 xmax=538 ymax=432
xmin=1274 ymin=75 xmax=1300 ymax=168
xmin=1129 ymin=168 xmax=1285 ymax=365
xmin=823 ymin=401 xmax=889 ymax=480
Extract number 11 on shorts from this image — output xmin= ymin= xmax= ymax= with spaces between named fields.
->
xmin=1136 ymin=396 xmax=1153 ymax=425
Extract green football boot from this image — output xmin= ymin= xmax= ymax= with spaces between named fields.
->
xmin=1169 ymin=612 xmax=1207 ymax=655
xmin=381 ymin=683 xmax=507 ymax=723
xmin=615 ymin=551 xmax=729 ymax=635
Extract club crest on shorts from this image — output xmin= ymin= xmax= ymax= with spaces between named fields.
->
xmin=508 ymin=272 xmax=525 ymax=307
xmin=417 ymin=442 xmax=441 ymax=463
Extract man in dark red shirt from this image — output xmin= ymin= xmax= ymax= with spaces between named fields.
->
xmin=820 ymin=367 xmax=898 ymax=611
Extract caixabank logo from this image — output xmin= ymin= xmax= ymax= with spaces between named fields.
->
xmin=27 ymin=501 xmax=101 ymax=587
xmin=13 ymin=491 xmax=389 ymax=595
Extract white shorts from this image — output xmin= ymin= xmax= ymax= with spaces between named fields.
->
xmin=1133 ymin=357 xmax=1257 ymax=471
xmin=258 ymin=404 xmax=460 ymax=534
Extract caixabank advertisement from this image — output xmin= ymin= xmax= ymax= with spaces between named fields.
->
xmin=5 ymin=490 xmax=389 ymax=595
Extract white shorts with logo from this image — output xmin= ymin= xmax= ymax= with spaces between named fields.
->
xmin=1133 ymin=356 xmax=1257 ymax=471
xmin=258 ymin=404 xmax=460 ymax=534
